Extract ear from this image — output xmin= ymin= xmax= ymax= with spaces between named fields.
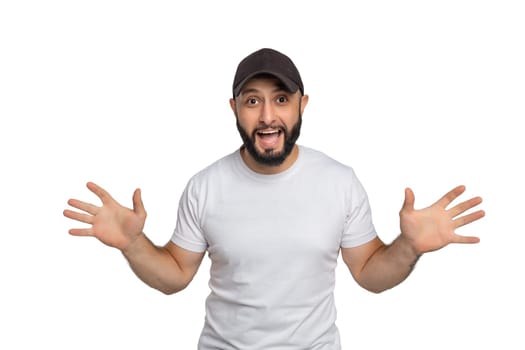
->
xmin=229 ymin=98 xmax=236 ymax=113
xmin=300 ymin=94 xmax=309 ymax=115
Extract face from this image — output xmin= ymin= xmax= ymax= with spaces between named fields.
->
xmin=230 ymin=76 xmax=309 ymax=171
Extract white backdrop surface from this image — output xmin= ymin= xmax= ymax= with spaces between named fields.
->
xmin=1 ymin=1 xmax=523 ymax=349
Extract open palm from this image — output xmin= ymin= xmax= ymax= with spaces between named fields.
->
xmin=64 ymin=182 xmax=147 ymax=251
xmin=399 ymin=185 xmax=484 ymax=255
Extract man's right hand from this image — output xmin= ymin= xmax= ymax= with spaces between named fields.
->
xmin=63 ymin=182 xmax=147 ymax=252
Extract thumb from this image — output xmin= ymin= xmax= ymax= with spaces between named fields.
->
xmin=401 ymin=187 xmax=415 ymax=212
xmin=132 ymin=188 xmax=147 ymax=218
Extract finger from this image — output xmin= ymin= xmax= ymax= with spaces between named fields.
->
xmin=86 ymin=182 xmax=114 ymax=204
xmin=448 ymin=196 xmax=483 ymax=218
xmin=401 ymin=187 xmax=415 ymax=212
xmin=63 ymin=209 xmax=94 ymax=225
xmin=132 ymin=188 xmax=146 ymax=217
xmin=68 ymin=227 xmax=94 ymax=237
xmin=454 ymin=209 xmax=486 ymax=228
xmin=435 ymin=185 xmax=466 ymax=208
xmin=452 ymin=233 xmax=480 ymax=244
xmin=66 ymin=198 xmax=99 ymax=215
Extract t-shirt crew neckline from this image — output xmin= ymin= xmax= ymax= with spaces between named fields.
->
xmin=234 ymin=145 xmax=303 ymax=183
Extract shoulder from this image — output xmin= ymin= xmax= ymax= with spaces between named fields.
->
xmin=185 ymin=150 xmax=238 ymax=189
xmin=299 ymin=145 xmax=357 ymax=178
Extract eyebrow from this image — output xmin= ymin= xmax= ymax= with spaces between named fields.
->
xmin=239 ymin=86 xmax=290 ymax=96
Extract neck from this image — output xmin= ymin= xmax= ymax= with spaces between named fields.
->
xmin=240 ymin=145 xmax=299 ymax=175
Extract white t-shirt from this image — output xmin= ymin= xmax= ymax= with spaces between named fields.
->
xmin=171 ymin=145 xmax=377 ymax=349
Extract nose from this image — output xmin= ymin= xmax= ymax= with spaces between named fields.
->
xmin=259 ymin=102 xmax=276 ymax=126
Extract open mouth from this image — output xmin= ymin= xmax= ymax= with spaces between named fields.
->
xmin=256 ymin=128 xmax=283 ymax=149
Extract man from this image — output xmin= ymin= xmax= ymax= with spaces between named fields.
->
xmin=63 ymin=48 xmax=485 ymax=349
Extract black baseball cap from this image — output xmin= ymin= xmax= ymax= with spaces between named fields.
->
xmin=232 ymin=48 xmax=304 ymax=97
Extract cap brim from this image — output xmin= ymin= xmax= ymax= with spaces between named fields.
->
xmin=233 ymin=70 xmax=300 ymax=97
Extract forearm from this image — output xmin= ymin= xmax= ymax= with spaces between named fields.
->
xmin=121 ymin=233 xmax=189 ymax=295
xmin=357 ymin=234 xmax=421 ymax=293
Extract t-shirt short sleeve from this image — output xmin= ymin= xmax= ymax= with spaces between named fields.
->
xmin=340 ymin=170 xmax=377 ymax=248
xmin=171 ymin=178 xmax=208 ymax=253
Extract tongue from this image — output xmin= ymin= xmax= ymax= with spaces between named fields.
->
xmin=258 ymin=132 xmax=280 ymax=148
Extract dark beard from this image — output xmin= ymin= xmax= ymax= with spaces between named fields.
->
xmin=236 ymin=114 xmax=302 ymax=166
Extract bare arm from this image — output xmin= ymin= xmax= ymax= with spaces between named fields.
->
xmin=122 ymin=237 xmax=204 ymax=294
xmin=64 ymin=182 xmax=204 ymax=294
xmin=342 ymin=185 xmax=485 ymax=293
xmin=342 ymin=236 xmax=420 ymax=293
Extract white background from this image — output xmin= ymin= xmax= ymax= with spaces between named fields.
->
xmin=1 ymin=1 xmax=523 ymax=349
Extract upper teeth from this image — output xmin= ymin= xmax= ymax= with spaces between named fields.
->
xmin=259 ymin=130 xmax=279 ymax=135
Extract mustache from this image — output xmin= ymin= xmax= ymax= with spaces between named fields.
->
xmin=234 ymin=113 xmax=302 ymax=166
xmin=253 ymin=124 xmax=286 ymax=134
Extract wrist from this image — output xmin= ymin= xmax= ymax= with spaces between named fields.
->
xmin=121 ymin=232 xmax=147 ymax=257
xmin=397 ymin=234 xmax=423 ymax=260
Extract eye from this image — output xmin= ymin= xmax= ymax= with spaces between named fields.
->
xmin=276 ymin=95 xmax=288 ymax=103
xmin=246 ymin=97 xmax=258 ymax=105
